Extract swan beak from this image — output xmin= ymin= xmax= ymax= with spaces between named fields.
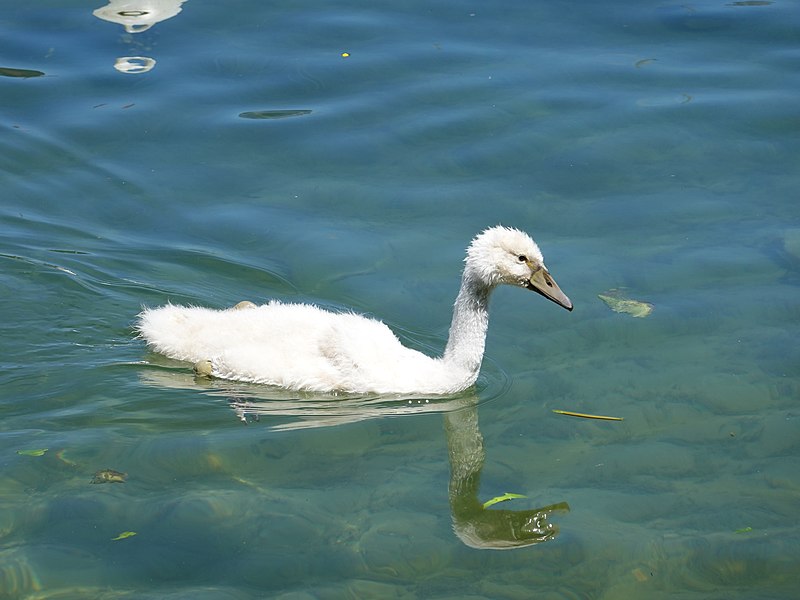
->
xmin=526 ymin=268 xmax=573 ymax=311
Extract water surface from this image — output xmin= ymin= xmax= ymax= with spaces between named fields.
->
xmin=1 ymin=0 xmax=798 ymax=598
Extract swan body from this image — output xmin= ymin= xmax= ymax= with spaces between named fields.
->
xmin=136 ymin=226 xmax=572 ymax=394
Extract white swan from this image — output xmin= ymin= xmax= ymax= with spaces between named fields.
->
xmin=136 ymin=226 xmax=572 ymax=394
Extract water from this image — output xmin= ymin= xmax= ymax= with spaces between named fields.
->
xmin=1 ymin=0 xmax=798 ymax=597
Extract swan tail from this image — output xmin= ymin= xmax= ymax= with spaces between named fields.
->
xmin=136 ymin=304 xmax=217 ymax=363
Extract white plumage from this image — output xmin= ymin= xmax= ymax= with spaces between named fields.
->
xmin=136 ymin=226 xmax=572 ymax=394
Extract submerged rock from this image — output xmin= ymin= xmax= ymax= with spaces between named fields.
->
xmin=91 ymin=469 xmax=127 ymax=484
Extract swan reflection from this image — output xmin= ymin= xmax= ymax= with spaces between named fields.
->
xmin=140 ymin=368 xmax=569 ymax=549
xmin=444 ymin=401 xmax=569 ymax=549
xmin=140 ymin=367 xmax=478 ymax=429
xmin=93 ymin=0 xmax=188 ymax=73
xmin=234 ymin=393 xmax=571 ymax=548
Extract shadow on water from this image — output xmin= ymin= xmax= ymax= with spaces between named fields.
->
xmin=137 ymin=365 xmax=569 ymax=550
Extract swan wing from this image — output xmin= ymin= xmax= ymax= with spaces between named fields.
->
xmin=137 ymin=302 xmax=443 ymax=393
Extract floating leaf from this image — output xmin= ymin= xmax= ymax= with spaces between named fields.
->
xmin=598 ymin=289 xmax=653 ymax=318
xmin=111 ymin=531 xmax=137 ymax=541
xmin=0 ymin=67 xmax=45 ymax=78
xmin=483 ymin=492 xmax=527 ymax=509
xmin=239 ymin=109 xmax=312 ymax=120
xmin=553 ymin=409 xmax=624 ymax=421
xmin=17 ymin=448 xmax=48 ymax=456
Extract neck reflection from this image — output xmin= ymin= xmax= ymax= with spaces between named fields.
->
xmin=445 ymin=398 xmax=569 ymax=550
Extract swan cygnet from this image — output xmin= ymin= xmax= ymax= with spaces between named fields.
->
xmin=136 ymin=226 xmax=572 ymax=394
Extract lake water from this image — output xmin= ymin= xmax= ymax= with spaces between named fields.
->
xmin=2 ymin=0 xmax=799 ymax=598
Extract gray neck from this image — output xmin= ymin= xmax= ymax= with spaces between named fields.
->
xmin=443 ymin=272 xmax=492 ymax=376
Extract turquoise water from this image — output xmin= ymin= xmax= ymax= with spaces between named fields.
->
xmin=2 ymin=0 xmax=799 ymax=597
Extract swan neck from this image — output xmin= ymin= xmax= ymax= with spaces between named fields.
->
xmin=443 ymin=272 xmax=491 ymax=377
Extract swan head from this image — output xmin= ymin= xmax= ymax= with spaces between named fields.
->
xmin=465 ymin=226 xmax=573 ymax=311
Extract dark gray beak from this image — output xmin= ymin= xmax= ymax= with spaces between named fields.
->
xmin=526 ymin=268 xmax=573 ymax=311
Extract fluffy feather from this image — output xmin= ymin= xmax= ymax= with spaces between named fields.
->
xmin=136 ymin=226 xmax=572 ymax=394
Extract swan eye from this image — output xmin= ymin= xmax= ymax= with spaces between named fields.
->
xmin=517 ymin=255 xmax=527 ymax=263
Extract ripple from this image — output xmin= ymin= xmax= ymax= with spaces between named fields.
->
xmin=239 ymin=109 xmax=312 ymax=120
